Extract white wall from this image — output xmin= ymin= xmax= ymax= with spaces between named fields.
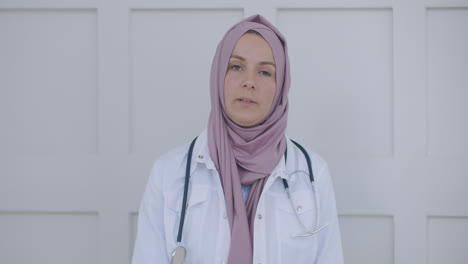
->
xmin=1 ymin=0 xmax=467 ymax=263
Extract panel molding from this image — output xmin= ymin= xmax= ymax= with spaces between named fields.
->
xmin=339 ymin=214 xmax=395 ymax=264
xmin=278 ymin=8 xmax=394 ymax=157
xmin=425 ymin=7 xmax=468 ymax=157
xmin=0 ymin=211 xmax=99 ymax=264
xmin=426 ymin=215 xmax=468 ymax=264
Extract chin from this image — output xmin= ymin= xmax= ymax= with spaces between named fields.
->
xmin=234 ymin=119 xmax=260 ymax=127
xmin=228 ymin=112 xmax=261 ymax=127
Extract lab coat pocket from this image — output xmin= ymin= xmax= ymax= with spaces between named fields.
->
xmin=275 ymin=190 xmax=318 ymax=263
xmin=166 ymin=187 xmax=211 ymax=213
xmin=164 ymin=187 xmax=212 ymax=262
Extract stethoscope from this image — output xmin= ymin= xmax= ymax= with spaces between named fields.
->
xmin=171 ymin=137 xmax=328 ymax=264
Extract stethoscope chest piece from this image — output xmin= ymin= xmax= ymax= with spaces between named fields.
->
xmin=171 ymin=246 xmax=186 ymax=264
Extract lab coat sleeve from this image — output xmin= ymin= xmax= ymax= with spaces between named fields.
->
xmin=314 ymin=162 xmax=344 ymax=264
xmin=132 ymin=159 xmax=170 ymax=264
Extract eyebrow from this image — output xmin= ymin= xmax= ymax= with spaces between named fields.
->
xmin=230 ymin=54 xmax=276 ymax=68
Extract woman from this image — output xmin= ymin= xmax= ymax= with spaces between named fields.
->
xmin=132 ymin=14 xmax=344 ymax=264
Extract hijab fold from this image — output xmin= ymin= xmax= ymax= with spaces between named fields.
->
xmin=207 ymin=14 xmax=291 ymax=264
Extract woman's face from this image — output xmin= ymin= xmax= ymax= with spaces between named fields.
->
xmin=224 ymin=32 xmax=277 ymax=127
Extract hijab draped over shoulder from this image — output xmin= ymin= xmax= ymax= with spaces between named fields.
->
xmin=207 ymin=14 xmax=291 ymax=263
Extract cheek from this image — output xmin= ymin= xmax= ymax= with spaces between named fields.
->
xmin=262 ymin=82 xmax=277 ymax=108
xmin=223 ymin=74 xmax=238 ymax=103
xmin=223 ymin=79 xmax=232 ymax=104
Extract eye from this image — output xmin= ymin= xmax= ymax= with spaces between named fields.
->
xmin=230 ymin=65 xmax=241 ymax=71
xmin=260 ymin=70 xmax=271 ymax=77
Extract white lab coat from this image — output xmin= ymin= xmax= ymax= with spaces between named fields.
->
xmin=132 ymin=129 xmax=344 ymax=264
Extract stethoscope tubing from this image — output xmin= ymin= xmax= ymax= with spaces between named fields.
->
xmin=176 ymin=136 xmax=198 ymax=244
xmin=177 ymin=137 xmax=316 ymax=243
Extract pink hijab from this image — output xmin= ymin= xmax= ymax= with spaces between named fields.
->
xmin=207 ymin=14 xmax=291 ymax=263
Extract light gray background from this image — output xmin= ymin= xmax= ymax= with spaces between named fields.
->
xmin=1 ymin=0 xmax=467 ymax=263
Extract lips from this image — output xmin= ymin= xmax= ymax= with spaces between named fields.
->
xmin=237 ymin=97 xmax=257 ymax=104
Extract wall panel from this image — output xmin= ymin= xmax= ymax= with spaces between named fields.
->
xmin=427 ymin=8 xmax=468 ymax=157
xmin=339 ymin=215 xmax=394 ymax=264
xmin=427 ymin=216 xmax=468 ymax=264
xmin=277 ymin=8 xmax=394 ymax=157
xmin=0 ymin=212 xmax=98 ymax=264
xmin=0 ymin=9 xmax=98 ymax=155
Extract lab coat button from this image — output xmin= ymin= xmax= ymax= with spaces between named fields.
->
xmin=296 ymin=205 xmax=302 ymax=212
xmin=222 ymin=213 xmax=227 ymax=219
xmin=198 ymin=155 xmax=204 ymax=159
xmin=257 ymin=214 xmax=263 ymax=219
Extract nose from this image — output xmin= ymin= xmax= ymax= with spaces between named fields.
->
xmin=241 ymin=75 xmax=255 ymax=89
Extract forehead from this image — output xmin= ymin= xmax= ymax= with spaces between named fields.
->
xmin=231 ymin=33 xmax=274 ymax=62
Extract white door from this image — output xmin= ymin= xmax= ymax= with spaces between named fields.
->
xmin=1 ymin=1 xmax=467 ymax=264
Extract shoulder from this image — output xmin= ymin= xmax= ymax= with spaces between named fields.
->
xmin=303 ymin=145 xmax=329 ymax=172
xmin=147 ymin=139 xmax=193 ymax=189
xmin=155 ymin=140 xmax=192 ymax=169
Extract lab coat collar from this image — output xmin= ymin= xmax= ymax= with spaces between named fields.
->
xmin=191 ymin=129 xmax=298 ymax=182
xmin=191 ymin=129 xmax=216 ymax=172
